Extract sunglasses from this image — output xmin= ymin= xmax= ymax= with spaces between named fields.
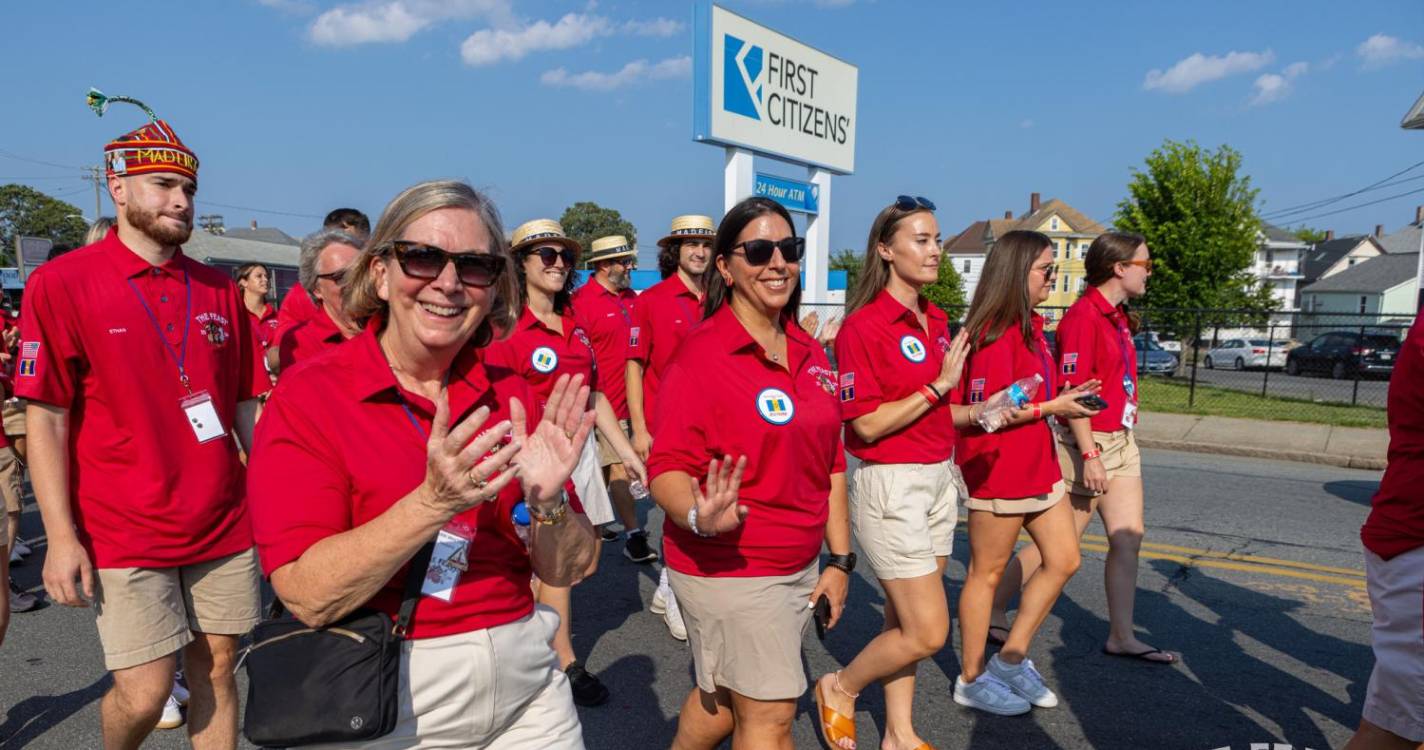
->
xmin=315 ymin=268 xmax=348 ymax=285
xmin=730 ymin=236 xmax=805 ymax=265
xmin=895 ymin=195 xmax=936 ymax=212
xmin=1120 ymin=259 xmax=1154 ymax=272
xmin=1035 ymin=263 xmax=1059 ymax=278
xmin=382 ymin=240 xmax=506 ymax=288
xmin=523 ymin=246 xmax=577 ymax=268
xmin=611 ymin=257 xmax=636 ymax=268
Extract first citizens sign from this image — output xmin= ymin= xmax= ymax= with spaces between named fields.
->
xmin=693 ymin=2 xmax=859 ymax=174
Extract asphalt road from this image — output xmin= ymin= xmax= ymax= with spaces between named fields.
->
xmin=0 ymin=449 xmax=1380 ymax=750
xmin=1169 ymin=366 xmax=1390 ymax=409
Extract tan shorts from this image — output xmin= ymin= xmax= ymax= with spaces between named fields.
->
xmin=2 ymin=399 xmax=24 ymax=437
xmin=596 ymin=419 xmax=632 ymax=467
xmin=1363 ymin=546 xmax=1424 ymax=742
xmin=668 ymin=563 xmax=816 ymax=700
xmin=0 ymin=448 xmax=21 ymax=515
xmin=94 ymin=548 xmax=261 ymax=670
xmin=1056 ymin=428 xmax=1142 ymax=497
xmin=851 ymin=460 xmax=962 ymax=580
xmin=308 ymin=606 xmax=583 ymax=750
xmin=966 ymin=480 xmax=1067 ymax=516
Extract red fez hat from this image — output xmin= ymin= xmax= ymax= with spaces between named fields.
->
xmin=87 ymin=88 xmax=199 ymax=183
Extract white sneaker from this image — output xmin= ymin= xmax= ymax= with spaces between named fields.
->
xmin=171 ymin=674 xmax=189 ymax=706
xmin=661 ymin=587 xmax=687 ymax=641
xmin=987 ymin=654 xmax=1058 ymax=708
xmin=156 ymin=694 xmax=184 ymax=730
xmin=953 ymin=673 xmax=1031 ymax=716
xmin=650 ymin=584 xmax=667 ymax=615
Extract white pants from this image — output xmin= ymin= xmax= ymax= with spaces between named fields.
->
xmin=1363 ymin=545 xmax=1424 ymax=742
xmin=309 ymin=605 xmax=585 ymax=749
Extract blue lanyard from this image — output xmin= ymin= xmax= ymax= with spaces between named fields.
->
xmin=1111 ymin=314 xmax=1138 ymax=402
xmin=399 ymin=402 xmax=426 ymax=440
xmin=126 ymin=271 xmax=193 ymax=393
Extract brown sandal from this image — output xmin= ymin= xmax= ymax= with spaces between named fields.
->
xmin=812 ymin=673 xmax=857 ymax=749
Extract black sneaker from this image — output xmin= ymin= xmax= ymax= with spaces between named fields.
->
xmin=622 ymin=532 xmax=659 ymax=564
xmin=9 ymin=577 xmax=39 ymax=613
xmin=565 ymin=661 xmax=610 ymax=707
xmin=599 ymin=526 xmax=620 ymax=543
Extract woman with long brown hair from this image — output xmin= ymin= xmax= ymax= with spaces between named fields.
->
xmin=989 ymin=231 xmax=1176 ymax=664
xmin=951 ymin=229 xmax=1102 ymax=716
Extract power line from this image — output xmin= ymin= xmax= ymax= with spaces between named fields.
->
xmin=1279 ymin=185 xmax=1424 ymax=224
xmin=1261 ymin=159 xmax=1424 ymax=221
xmin=196 ymin=200 xmax=322 ymax=220
xmin=0 ymin=149 xmax=82 ymax=171
xmin=0 ymin=176 xmax=87 ymax=182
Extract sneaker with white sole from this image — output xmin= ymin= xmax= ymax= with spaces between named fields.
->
xmin=156 ymin=694 xmax=184 ymax=730
xmin=661 ymin=586 xmax=687 ymax=641
xmin=650 ymin=583 xmax=668 ymax=615
xmin=986 ymin=654 xmax=1058 ymax=708
xmin=171 ymin=673 xmax=189 ymax=706
xmin=953 ymin=673 xmax=1031 ymax=716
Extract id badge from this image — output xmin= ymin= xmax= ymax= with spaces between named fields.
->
xmin=1121 ymin=401 xmax=1138 ymax=430
xmin=421 ymin=525 xmax=473 ymax=602
xmin=180 ymin=391 xmax=227 ymax=444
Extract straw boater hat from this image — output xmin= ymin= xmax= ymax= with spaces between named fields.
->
xmin=585 ymin=235 xmax=637 ymax=265
xmin=510 ymin=218 xmax=582 ymax=256
xmin=656 ymin=215 xmax=716 ymax=249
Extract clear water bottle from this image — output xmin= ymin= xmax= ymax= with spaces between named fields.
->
xmin=976 ymin=374 xmax=1043 ymax=433
xmin=512 ymin=501 xmax=531 ymax=549
xmin=629 ymin=480 xmax=651 ymax=501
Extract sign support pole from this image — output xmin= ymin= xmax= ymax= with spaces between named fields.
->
xmin=804 ymin=168 xmax=831 ymax=305
xmin=724 ymin=147 xmax=754 ymax=214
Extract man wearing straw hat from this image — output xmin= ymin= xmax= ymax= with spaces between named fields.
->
xmin=625 ymin=215 xmax=715 ymax=641
xmin=18 ymin=90 xmax=268 ymax=748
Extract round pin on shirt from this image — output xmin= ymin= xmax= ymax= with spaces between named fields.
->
xmin=755 ymin=387 xmax=795 ymax=425
xmin=531 ymin=346 xmax=559 ymax=373
xmin=899 ymin=334 xmax=927 ymax=363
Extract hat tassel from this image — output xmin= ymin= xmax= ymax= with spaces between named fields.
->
xmin=86 ymin=88 xmax=158 ymax=122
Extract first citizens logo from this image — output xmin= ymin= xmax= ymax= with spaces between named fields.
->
xmin=723 ymin=33 xmax=850 ymax=144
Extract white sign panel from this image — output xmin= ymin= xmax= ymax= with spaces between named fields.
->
xmin=693 ymin=2 xmax=858 ymax=174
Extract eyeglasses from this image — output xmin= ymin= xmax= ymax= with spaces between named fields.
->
xmin=382 ymin=240 xmax=506 ymax=288
xmin=730 ymin=237 xmax=805 ymax=266
xmin=314 ymin=268 xmax=348 ymax=285
xmin=1034 ymin=263 xmax=1059 ymax=278
xmin=895 ymin=195 xmax=937 ymax=212
xmin=523 ymin=246 xmax=577 ymax=268
xmin=1120 ymin=259 xmax=1154 ymax=272
xmin=611 ymin=257 xmax=636 ymax=268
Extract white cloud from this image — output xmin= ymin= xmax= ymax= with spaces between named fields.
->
xmin=540 ymin=56 xmax=692 ymax=91
xmin=460 ymin=12 xmax=612 ymax=66
xmin=1282 ymin=61 xmax=1309 ymax=78
xmin=623 ymin=18 xmax=683 ymax=37
xmin=1357 ymin=33 xmax=1424 ymax=69
xmin=309 ymin=0 xmax=514 ymax=46
xmin=1143 ymin=50 xmax=1275 ymax=94
xmin=1249 ymin=61 xmax=1308 ymax=106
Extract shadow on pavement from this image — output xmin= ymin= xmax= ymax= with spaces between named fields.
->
xmin=1322 ymin=480 xmax=1379 ymax=507
xmin=0 ymin=674 xmax=109 ymax=748
xmin=577 ymin=654 xmax=677 ymax=749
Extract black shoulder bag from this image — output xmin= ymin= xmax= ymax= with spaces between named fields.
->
xmin=240 ymin=543 xmax=434 ymax=747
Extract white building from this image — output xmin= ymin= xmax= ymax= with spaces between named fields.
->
xmin=1256 ymin=224 xmax=1308 ymax=318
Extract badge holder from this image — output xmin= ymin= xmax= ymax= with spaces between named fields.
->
xmin=421 ymin=521 xmax=475 ymax=602
xmin=181 ymin=390 xmax=227 ymax=443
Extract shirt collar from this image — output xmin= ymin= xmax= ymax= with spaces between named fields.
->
xmin=516 ymin=305 xmax=578 ymax=340
xmin=1083 ymin=286 xmax=1123 ymax=322
xmin=308 ymin=305 xmax=346 ymax=342
xmin=103 ymin=227 xmax=189 ymax=280
xmin=346 ymin=318 xmax=492 ymax=419
xmin=707 ymin=304 xmax=817 ymax=372
xmin=869 ymin=289 xmax=947 ymax=327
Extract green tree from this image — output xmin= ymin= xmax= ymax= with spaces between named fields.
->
xmin=1113 ymin=140 xmax=1276 ymax=334
xmin=1290 ymin=225 xmax=1329 ymax=244
xmin=559 ymin=202 xmax=638 ymax=267
xmin=0 ymin=185 xmax=87 ymax=264
xmin=922 ymin=256 xmax=966 ymax=313
xmin=829 ymin=248 xmax=862 ymax=293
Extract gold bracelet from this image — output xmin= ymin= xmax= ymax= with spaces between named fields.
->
xmin=528 ymin=492 xmax=569 ymax=526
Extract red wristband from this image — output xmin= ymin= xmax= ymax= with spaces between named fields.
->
xmin=1032 ymin=403 xmax=1042 ymax=420
xmin=919 ymin=385 xmax=938 ymax=405
xmin=1081 ymin=449 xmax=1102 ymax=461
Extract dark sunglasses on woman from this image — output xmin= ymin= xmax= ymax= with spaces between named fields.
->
xmin=895 ymin=195 xmax=936 ymax=212
xmin=382 ymin=240 xmax=506 ymax=288
xmin=730 ymin=236 xmax=806 ymax=265
xmin=523 ymin=246 xmax=577 ymax=268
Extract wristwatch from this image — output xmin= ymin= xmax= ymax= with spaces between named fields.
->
xmin=826 ymin=552 xmax=857 ymax=574
xmin=528 ymin=490 xmax=570 ymax=526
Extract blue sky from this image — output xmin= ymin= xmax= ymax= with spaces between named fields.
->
xmin=3 ymin=0 xmax=1423 ymax=265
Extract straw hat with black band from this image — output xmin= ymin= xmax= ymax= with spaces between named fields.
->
xmin=585 ymin=235 xmax=637 ymax=266
xmin=656 ymin=215 xmax=716 ymax=249
xmin=510 ymin=218 xmax=582 ymax=257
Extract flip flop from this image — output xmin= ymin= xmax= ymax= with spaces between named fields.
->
xmin=812 ymin=680 xmax=856 ymax=750
xmin=987 ymin=625 xmax=1010 ymax=647
xmin=910 ymin=744 xmax=938 ymax=750
xmin=1101 ymin=646 xmax=1177 ymax=664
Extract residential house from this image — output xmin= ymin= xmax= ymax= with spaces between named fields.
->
xmin=222 ymin=221 xmax=300 ymax=246
xmin=185 ymin=230 xmax=301 ymax=300
xmin=1302 ymin=232 xmax=1386 ymax=289
xmin=941 ymin=211 xmax=1017 ymax=310
xmin=1255 ymin=224 xmax=1307 ymax=319
xmin=1300 ymin=251 xmax=1418 ymax=327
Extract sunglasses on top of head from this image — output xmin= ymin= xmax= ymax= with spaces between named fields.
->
xmin=522 ymin=245 xmax=577 ymax=268
xmin=729 ymin=236 xmax=806 ymax=266
xmin=381 ymin=240 xmax=506 ymax=288
xmin=895 ymin=195 xmax=936 ymax=212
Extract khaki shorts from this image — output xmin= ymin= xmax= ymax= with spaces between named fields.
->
xmin=966 ymin=480 xmax=1067 ymax=516
xmin=0 ymin=448 xmax=21 ymax=515
xmin=1056 ymin=428 xmax=1142 ymax=497
xmin=308 ymin=606 xmax=583 ymax=750
xmin=2 ymin=399 xmax=24 ymax=437
xmin=668 ymin=563 xmax=816 ymax=701
xmin=94 ymin=548 xmax=261 ymax=670
xmin=851 ymin=460 xmax=962 ymax=580
xmin=596 ymin=419 xmax=632 ymax=467
xmin=1362 ymin=546 xmax=1424 ymax=742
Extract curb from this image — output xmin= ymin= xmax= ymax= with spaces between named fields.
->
xmin=1135 ymin=437 xmax=1387 ymax=471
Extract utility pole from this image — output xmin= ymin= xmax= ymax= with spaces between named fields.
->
xmin=80 ymin=165 xmax=104 ymax=221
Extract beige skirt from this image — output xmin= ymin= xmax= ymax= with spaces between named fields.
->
xmin=965 ymin=480 xmax=1067 ymax=515
xmin=666 ymin=563 xmax=817 ymax=700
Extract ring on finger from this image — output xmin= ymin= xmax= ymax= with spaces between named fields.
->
xmin=467 ymin=467 xmax=488 ymax=490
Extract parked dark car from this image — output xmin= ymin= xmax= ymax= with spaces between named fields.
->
xmin=1284 ymin=331 xmax=1399 ymax=379
xmin=1132 ymin=334 xmax=1178 ymax=375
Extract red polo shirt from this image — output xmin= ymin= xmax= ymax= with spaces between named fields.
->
xmin=1055 ymin=287 xmax=1138 ymax=432
xmin=247 ymin=303 xmax=280 ymax=350
xmin=953 ymin=314 xmax=1060 ymax=499
xmin=249 ymin=325 xmax=538 ymax=638
xmin=648 ymin=305 xmax=845 ymax=577
xmin=275 ymin=283 xmax=317 ymax=333
xmin=16 ymin=228 xmax=269 ymax=568
xmin=1362 ymin=316 xmax=1424 ymax=560
xmin=486 ymin=306 xmax=597 ymax=407
xmin=834 ymin=290 xmax=955 ymax=464
xmin=276 ymin=305 xmax=348 ymax=372
xmin=571 ymin=280 xmax=636 ymax=419
xmin=628 ymin=274 xmax=703 ymax=424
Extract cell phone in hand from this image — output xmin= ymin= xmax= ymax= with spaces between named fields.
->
xmin=1076 ymin=393 xmax=1110 ymax=411
xmin=813 ymin=594 xmax=831 ymax=640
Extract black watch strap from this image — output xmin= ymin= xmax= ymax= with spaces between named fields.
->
xmin=826 ymin=552 xmax=857 ymax=574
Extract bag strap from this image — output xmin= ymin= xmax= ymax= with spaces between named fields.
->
xmin=393 ymin=542 xmax=435 ymax=639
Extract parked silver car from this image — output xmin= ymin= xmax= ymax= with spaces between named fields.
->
xmin=1203 ymin=338 xmax=1290 ymax=370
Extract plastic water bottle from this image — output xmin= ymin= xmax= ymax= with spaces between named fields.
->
xmin=629 ymin=480 xmax=651 ymax=501
xmin=976 ymin=374 xmax=1043 ymax=433
xmin=512 ymin=501 xmax=531 ymax=549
